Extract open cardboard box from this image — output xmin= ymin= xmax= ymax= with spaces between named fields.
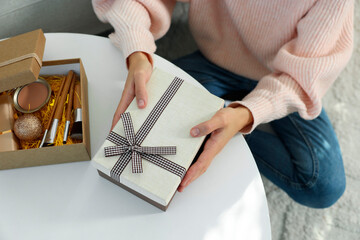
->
xmin=0 ymin=30 xmax=91 ymax=170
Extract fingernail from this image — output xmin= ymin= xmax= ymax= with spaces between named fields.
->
xmin=138 ymin=99 xmax=145 ymax=108
xmin=191 ymin=128 xmax=200 ymax=137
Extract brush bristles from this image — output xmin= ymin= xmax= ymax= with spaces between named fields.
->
xmin=70 ymin=122 xmax=83 ymax=140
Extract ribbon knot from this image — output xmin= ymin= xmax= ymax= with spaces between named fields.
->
xmin=128 ymin=145 xmax=140 ymax=152
xmin=104 ymin=112 xmax=177 ymax=173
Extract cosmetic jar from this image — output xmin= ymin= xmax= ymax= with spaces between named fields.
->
xmin=13 ymin=79 xmax=51 ymax=113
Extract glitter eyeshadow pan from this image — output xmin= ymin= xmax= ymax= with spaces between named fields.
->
xmin=13 ymin=79 xmax=51 ymax=113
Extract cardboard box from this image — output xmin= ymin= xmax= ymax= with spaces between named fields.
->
xmin=0 ymin=30 xmax=91 ymax=170
xmin=0 ymin=29 xmax=46 ymax=92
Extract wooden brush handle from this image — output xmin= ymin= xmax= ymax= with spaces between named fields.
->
xmin=73 ymin=82 xmax=81 ymax=110
xmin=65 ymin=75 xmax=76 ymax=121
xmin=45 ymin=75 xmax=66 ymax=130
xmin=54 ymin=71 xmax=74 ymax=120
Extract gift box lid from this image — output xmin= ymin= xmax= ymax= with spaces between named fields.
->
xmin=0 ymin=29 xmax=46 ymax=92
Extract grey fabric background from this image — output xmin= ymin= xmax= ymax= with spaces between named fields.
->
xmin=1 ymin=1 xmax=359 ymax=239
xmin=0 ymin=0 xmax=110 ymax=38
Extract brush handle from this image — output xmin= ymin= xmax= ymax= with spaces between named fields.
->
xmin=54 ymin=71 xmax=74 ymax=120
xmin=73 ymin=82 xmax=81 ymax=110
xmin=44 ymin=75 xmax=66 ymax=130
xmin=65 ymin=75 xmax=76 ymax=121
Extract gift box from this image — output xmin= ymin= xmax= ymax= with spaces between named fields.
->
xmin=92 ymin=68 xmax=224 ymax=210
xmin=0 ymin=30 xmax=91 ymax=170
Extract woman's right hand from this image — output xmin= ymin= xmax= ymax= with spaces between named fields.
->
xmin=111 ymin=51 xmax=153 ymax=131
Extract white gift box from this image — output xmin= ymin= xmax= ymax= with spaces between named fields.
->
xmin=92 ymin=68 xmax=224 ymax=210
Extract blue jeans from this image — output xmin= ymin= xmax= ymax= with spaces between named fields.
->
xmin=173 ymin=51 xmax=346 ymax=208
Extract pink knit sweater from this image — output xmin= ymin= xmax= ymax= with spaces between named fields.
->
xmin=92 ymin=0 xmax=354 ymax=133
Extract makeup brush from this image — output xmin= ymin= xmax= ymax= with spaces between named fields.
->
xmin=39 ymin=75 xmax=66 ymax=148
xmin=63 ymin=75 xmax=75 ymax=144
xmin=43 ymin=70 xmax=74 ymax=147
xmin=70 ymin=81 xmax=83 ymax=140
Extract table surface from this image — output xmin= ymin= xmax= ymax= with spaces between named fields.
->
xmin=0 ymin=33 xmax=271 ymax=240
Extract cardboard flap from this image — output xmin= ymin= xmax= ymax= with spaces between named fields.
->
xmin=0 ymin=29 xmax=46 ymax=92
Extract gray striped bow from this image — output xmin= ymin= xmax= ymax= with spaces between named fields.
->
xmin=104 ymin=112 xmax=177 ymax=173
xmin=104 ymin=77 xmax=187 ymax=180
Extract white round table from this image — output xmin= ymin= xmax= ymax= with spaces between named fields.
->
xmin=0 ymin=33 xmax=271 ymax=240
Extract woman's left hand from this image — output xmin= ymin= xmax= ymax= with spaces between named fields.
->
xmin=178 ymin=105 xmax=253 ymax=192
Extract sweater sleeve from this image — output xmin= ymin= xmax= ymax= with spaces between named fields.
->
xmin=92 ymin=0 xmax=176 ymax=61
xmin=229 ymin=0 xmax=354 ymax=134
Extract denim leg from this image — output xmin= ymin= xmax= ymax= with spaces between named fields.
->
xmin=246 ymin=110 xmax=346 ymax=208
xmin=172 ymin=51 xmax=345 ymax=208
xmin=172 ymin=51 xmax=257 ymax=97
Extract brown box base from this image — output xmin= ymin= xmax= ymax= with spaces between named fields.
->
xmin=97 ymin=170 xmax=178 ymax=211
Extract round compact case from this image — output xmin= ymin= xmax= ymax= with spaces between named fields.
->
xmin=13 ymin=78 xmax=51 ymax=113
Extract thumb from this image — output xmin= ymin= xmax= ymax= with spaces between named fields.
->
xmin=190 ymin=111 xmax=226 ymax=137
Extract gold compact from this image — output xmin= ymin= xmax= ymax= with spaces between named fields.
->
xmin=13 ymin=78 xmax=51 ymax=113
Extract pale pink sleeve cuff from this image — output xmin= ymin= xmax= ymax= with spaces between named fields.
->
xmin=228 ymin=96 xmax=274 ymax=135
xmin=105 ymin=12 xmax=156 ymax=61
xmin=108 ymin=29 xmax=156 ymax=63
xmin=227 ymin=74 xmax=306 ymax=135
xmin=92 ymin=0 xmax=158 ymax=62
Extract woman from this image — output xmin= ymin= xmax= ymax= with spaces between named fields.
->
xmin=92 ymin=0 xmax=354 ymax=208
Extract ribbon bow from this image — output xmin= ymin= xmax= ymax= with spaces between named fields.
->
xmin=104 ymin=77 xmax=187 ymax=180
xmin=104 ymin=112 xmax=176 ymax=173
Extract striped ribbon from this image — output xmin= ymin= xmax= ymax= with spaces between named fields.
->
xmin=105 ymin=77 xmax=187 ymax=181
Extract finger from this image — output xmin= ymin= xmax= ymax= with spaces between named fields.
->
xmin=111 ymin=111 xmax=122 ymax=132
xmin=111 ymin=82 xmax=135 ymax=131
xmin=117 ymin=76 xmax=136 ymax=113
xmin=111 ymin=93 xmax=133 ymax=130
xmin=190 ymin=111 xmax=227 ymax=137
xmin=133 ymin=71 xmax=149 ymax=109
xmin=178 ymin=137 xmax=221 ymax=192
